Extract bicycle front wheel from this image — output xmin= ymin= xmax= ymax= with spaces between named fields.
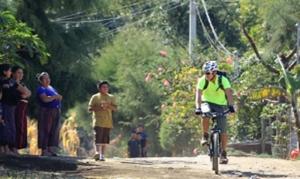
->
xmin=212 ymin=132 xmax=220 ymax=174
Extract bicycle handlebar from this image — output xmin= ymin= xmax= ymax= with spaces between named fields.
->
xmin=200 ymin=109 xmax=231 ymax=118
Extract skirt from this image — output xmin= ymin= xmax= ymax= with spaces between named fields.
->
xmin=2 ymin=104 xmax=16 ymax=147
xmin=15 ymin=100 xmax=28 ymax=149
xmin=38 ymin=107 xmax=61 ymax=149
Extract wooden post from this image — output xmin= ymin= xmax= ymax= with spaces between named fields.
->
xmin=261 ymin=118 xmax=265 ymax=153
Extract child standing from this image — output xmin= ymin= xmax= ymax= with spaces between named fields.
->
xmin=128 ymin=130 xmax=140 ymax=158
xmin=137 ymin=124 xmax=148 ymax=157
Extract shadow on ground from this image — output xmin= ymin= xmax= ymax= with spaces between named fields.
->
xmin=222 ymin=170 xmax=287 ymax=178
xmin=0 ymin=154 xmax=83 ymax=171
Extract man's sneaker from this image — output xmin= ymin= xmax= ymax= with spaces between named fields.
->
xmin=201 ymin=133 xmax=209 ymax=146
xmin=93 ymin=153 xmax=100 ymax=161
xmin=220 ymin=151 xmax=228 ymax=164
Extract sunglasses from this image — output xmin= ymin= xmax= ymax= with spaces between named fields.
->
xmin=205 ymin=72 xmax=212 ymax=75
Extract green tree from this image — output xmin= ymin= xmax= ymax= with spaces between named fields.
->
xmin=91 ymin=26 xmax=188 ymax=155
xmin=15 ymin=0 xmax=124 ymax=110
xmin=0 ymin=11 xmax=48 ymax=63
xmin=159 ymin=67 xmax=201 ymax=155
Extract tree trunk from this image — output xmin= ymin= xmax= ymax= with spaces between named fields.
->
xmin=291 ymin=93 xmax=300 ymax=149
xmin=261 ymin=118 xmax=265 ymax=153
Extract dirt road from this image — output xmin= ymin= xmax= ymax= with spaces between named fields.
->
xmin=1 ymin=155 xmax=300 ymax=178
xmin=69 ymin=155 xmax=300 ymax=179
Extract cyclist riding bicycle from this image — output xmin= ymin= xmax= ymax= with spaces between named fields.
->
xmin=195 ymin=60 xmax=235 ymax=164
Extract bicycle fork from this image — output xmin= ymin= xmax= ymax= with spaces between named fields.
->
xmin=208 ymin=130 xmax=221 ymax=159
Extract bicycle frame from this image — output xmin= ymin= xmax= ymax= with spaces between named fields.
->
xmin=209 ymin=117 xmax=222 ymax=174
xmin=202 ymin=110 xmax=230 ymax=174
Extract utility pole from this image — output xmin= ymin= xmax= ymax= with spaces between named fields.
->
xmin=297 ymin=23 xmax=300 ymax=64
xmin=189 ymin=0 xmax=197 ymax=65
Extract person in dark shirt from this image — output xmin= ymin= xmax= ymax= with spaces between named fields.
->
xmin=0 ymin=82 xmax=8 ymax=154
xmin=0 ymin=63 xmax=28 ymax=155
xmin=128 ymin=130 xmax=140 ymax=158
xmin=12 ymin=66 xmax=31 ymax=151
xmin=136 ymin=124 xmax=148 ymax=157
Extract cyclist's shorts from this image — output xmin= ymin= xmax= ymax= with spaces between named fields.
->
xmin=204 ymin=102 xmax=227 ymax=133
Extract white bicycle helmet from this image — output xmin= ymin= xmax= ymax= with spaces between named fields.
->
xmin=202 ymin=61 xmax=218 ymax=73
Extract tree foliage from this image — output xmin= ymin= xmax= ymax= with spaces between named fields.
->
xmin=91 ymin=27 xmax=188 ymax=154
xmin=0 ymin=11 xmax=49 ymax=65
xmin=2 ymin=0 xmax=300 ymax=156
xmin=159 ymin=67 xmax=201 ymax=154
xmin=14 ymin=0 xmax=124 ymax=110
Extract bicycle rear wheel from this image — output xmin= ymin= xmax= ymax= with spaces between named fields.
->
xmin=212 ymin=132 xmax=220 ymax=174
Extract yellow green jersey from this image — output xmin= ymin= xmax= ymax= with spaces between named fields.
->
xmin=197 ymin=75 xmax=231 ymax=106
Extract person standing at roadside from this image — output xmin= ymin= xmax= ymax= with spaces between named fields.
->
xmin=36 ymin=72 xmax=62 ymax=156
xmin=136 ymin=124 xmax=148 ymax=157
xmin=12 ymin=66 xmax=31 ymax=151
xmin=0 ymin=63 xmax=29 ymax=155
xmin=128 ymin=129 xmax=140 ymax=158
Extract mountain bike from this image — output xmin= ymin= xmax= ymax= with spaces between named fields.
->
xmin=199 ymin=106 xmax=230 ymax=174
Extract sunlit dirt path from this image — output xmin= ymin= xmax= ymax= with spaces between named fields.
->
xmin=1 ymin=155 xmax=300 ymax=178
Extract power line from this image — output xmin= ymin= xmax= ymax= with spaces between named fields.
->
xmin=61 ymin=1 xmax=187 ymax=30
xmin=195 ymin=6 xmax=226 ymax=57
xmin=199 ymin=0 xmax=235 ymax=56
xmin=52 ymin=0 xmax=177 ymax=24
xmin=83 ymin=2 xmax=188 ymax=44
xmin=196 ymin=1 xmax=241 ymax=81
xmin=100 ymin=2 xmax=187 ymax=37
xmin=53 ymin=0 xmax=151 ymax=22
xmin=54 ymin=11 xmax=85 ymax=21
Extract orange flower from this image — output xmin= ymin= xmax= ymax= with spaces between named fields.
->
xmin=163 ymin=79 xmax=170 ymax=87
xmin=226 ymin=56 xmax=233 ymax=65
xmin=159 ymin=50 xmax=167 ymax=57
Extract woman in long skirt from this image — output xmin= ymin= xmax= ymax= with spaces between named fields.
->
xmin=0 ymin=64 xmax=31 ymax=155
xmin=36 ymin=72 xmax=62 ymax=156
xmin=12 ymin=66 xmax=31 ymax=150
